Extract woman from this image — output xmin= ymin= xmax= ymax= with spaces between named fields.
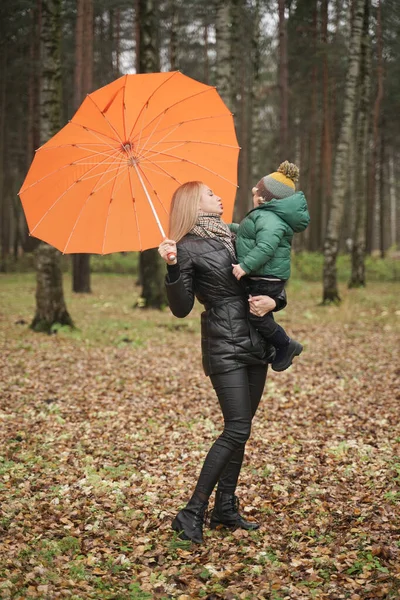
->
xmin=158 ymin=181 xmax=286 ymax=544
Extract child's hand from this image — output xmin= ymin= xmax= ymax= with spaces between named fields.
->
xmin=232 ymin=264 xmax=246 ymax=280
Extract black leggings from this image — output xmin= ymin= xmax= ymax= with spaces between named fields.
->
xmin=193 ymin=364 xmax=267 ymax=498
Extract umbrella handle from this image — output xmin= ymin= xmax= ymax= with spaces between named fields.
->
xmin=167 ymin=252 xmax=176 ymax=262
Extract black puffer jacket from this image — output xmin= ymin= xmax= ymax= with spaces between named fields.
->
xmin=165 ymin=234 xmax=287 ymax=376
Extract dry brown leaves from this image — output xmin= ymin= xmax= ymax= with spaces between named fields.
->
xmin=0 ymin=275 xmax=399 ymax=600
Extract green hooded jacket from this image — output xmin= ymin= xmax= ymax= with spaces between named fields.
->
xmin=232 ymin=191 xmax=310 ymax=280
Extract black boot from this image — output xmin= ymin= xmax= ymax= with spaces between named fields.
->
xmin=272 ymin=339 xmax=303 ymax=372
xmin=171 ymin=496 xmax=208 ymax=544
xmin=210 ymin=490 xmax=260 ymax=531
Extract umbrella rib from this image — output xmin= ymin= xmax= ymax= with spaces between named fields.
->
xmin=122 ymin=74 xmax=128 ymax=141
xmin=133 ymin=113 xmax=233 ymax=146
xmin=128 ymin=168 xmax=142 ymax=248
xmin=141 ymin=157 xmax=183 ymax=188
xmin=63 ymin=154 xmax=123 ymax=253
xmin=29 ymin=151 xmax=123 ymax=236
xmin=75 ymin=164 xmax=125 ymax=181
xmin=131 ymin=88 xmax=216 ymax=142
xmin=72 ymin=122 xmax=120 ymax=150
xmin=86 ymin=94 xmax=125 ymax=146
xmin=149 ymin=140 xmax=240 ymax=150
xmin=140 ymin=141 xmax=187 ymax=162
xmin=127 ymin=71 xmax=179 ymax=140
xmin=135 ymin=111 xmax=168 ymax=161
xmin=136 ymin=163 xmax=171 ymax=217
xmin=42 ymin=144 xmax=121 ymax=160
xmin=134 ymin=103 xmax=149 ymax=154
xmin=140 ymin=163 xmax=178 ymax=177
xmin=136 ymin=123 xmax=181 ymax=158
xmin=83 ymin=164 xmax=130 ymax=192
xmin=101 ymin=161 xmax=127 ymax=255
xmin=145 ymin=150 xmax=238 ymax=187
xmin=20 ymin=147 xmax=122 ymax=194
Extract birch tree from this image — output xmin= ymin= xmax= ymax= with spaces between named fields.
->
xmin=278 ymin=0 xmax=289 ymax=159
xmin=349 ymin=0 xmax=370 ymax=288
xmin=215 ymin=0 xmax=232 ymax=109
xmin=322 ymin=0 xmax=366 ymax=304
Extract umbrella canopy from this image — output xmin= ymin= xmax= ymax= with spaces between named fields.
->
xmin=19 ymin=71 xmax=240 ymax=254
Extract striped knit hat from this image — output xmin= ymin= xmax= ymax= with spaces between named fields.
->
xmin=255 ymin=161 xmax=299 ymax=203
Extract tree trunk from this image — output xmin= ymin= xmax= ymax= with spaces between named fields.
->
xmin=0 ymin=47 xmax=8 ymax=272
xmin=23 ymin=0 xmax=42 ymax=254
xmin=250 ymin=0 xmax=262 ymax=185
xmin=366 ymin=0 xmax=383 ymax=254
xmin=232 ymin=0 xmax=249 ymax=221
xmin=308 ymin=0 xmax=319 ymax=251
xmin=389 ymin=155 xmax=397 ymax=248
xmin=379 ymin=124 xmax=385 ymax=258
xmin=215 ymin=1 xmax=232 ymax=109
xmin=31 ymin=244 xmax=74 ymax=332
xmin=72 ymin=0 xmax=93 ymax=293
xmin=32 ymin=0 xmax=73 ymax=331
xmin=115 ymin=8 xmax=121 ymax=75
xmin=137 ymin=0 xmax=167 ymax=309
xmin=349 ymin=0 xmax=370 ymax=288
xmin=203 ymin=14 xmax=209 ymax=84
xmin=278 ymin=0 xmax=289 ymax=159
xmin=169 ymin=0 xmax=178 ymax=70
xmin=322 ymin=0 xmax=365 ymax=304
xmin=319 ymin=0 xmax=332 ymax=252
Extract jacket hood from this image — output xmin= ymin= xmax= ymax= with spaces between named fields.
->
xmin=253 ymin=191 xmax=310 ymax=233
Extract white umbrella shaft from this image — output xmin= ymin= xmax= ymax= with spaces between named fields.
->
xmin=133 ymin=163 xmax=176 ymax=260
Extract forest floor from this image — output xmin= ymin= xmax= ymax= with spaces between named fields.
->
xmin=0 ymin=274 xmax=399 ymax=600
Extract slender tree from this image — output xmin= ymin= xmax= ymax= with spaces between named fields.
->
xmin=137 ymin=0 xmax=167 ymax=309
xmin=379 ymin=120 xmax=386 ymax=257
xmin=349 ymin=0 xmax=371 ymax=288
xmin=278 ymin=0 xmax=289 ymax=159
xmin=319 ymin=0 xmax=332 ymax=252
xmin=72 ymin=0 xmax=93 ymax=294
xmin=0 ymin=47 xmax=8 ymax=272
xmin=322 ymin=0 xmax=366 ymax=304
xmin=307 ymin=0 xmax=319 ymax=251
xmin=31 ymin=0 xmax=73 ymax=332
xmin=366 ymin=0 xmax=383 ymax=253
xmin=215 ymin=1 xmax=232 ymax=109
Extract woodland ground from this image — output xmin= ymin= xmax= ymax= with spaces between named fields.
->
xmin=0 ymin=273 xmax=399 ymax=600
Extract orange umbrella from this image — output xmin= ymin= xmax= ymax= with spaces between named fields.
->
xmin=19 ymin=72 xmax=239 ymax=254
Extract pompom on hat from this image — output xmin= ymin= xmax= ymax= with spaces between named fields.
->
xmin=254 ymin=161 xmax=299 ymax=203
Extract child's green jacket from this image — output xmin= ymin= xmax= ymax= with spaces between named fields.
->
xmin=230 ymin=191 xmax=310 ymax=280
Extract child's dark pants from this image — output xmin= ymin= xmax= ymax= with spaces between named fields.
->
xmin=244 ymin=278 xmax=290 ymax=348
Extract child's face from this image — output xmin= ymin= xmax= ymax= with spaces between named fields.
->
xmin=252 ymin=187 xmax=263 ymax=208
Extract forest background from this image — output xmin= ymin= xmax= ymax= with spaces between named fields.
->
xmin=0 ymin=0 xmax=399 ymax=310
xmin=1 ymin=1 xmax=400 ymax=599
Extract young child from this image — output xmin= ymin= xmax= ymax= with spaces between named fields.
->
xmin=231 ymin=161 xmax=310 ymax=372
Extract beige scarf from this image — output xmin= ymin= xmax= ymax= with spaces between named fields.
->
xmin=190 ymin=212 xmax=236 ymax=259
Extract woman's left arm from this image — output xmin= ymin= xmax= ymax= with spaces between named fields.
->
xmin=249 ymin=288 xmax=287 ymax=316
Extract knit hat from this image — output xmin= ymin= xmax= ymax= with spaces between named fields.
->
xmin=255 ymin=161 xmax=299 ymax=203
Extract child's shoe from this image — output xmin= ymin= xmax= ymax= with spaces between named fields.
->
xmin=272 ymin=339 xmax=303 ymax=372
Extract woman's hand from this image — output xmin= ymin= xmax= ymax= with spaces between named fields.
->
xmin=232 ymin=264 xmax=247 ymax=280
xmin=158 ymin=239 xmax=178 ymax=265
xmin=248 ymin=295 xmax=276 ymax=317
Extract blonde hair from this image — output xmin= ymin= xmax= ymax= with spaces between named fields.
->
xmin=168 ymin=181 xmax=204 ymax=241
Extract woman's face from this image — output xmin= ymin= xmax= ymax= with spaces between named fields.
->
xmin=199 ymin=185 xmax=223 ymax=215
xmin=252 ymin=186 xmax=263 ymax=208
